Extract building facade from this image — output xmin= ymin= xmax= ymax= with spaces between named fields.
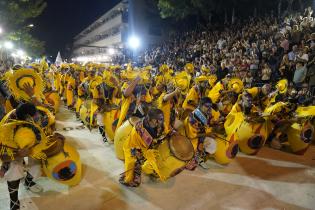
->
xmin=72 ymin=0 xmax=165 ymax=63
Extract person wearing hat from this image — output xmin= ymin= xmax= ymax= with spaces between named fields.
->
xmin=0 ymin=103 xmax=45 ymax=210
xmin=65 ymin=70 xmax=76 ymax=109
xmin=97 ymin=71 xmax=120 ymax=142
xmin=5 ymin=67 xmax=50 ymax=112
xmin=156 ymin=82 xmax=181 ymax=135
xmin=116 ymin=74 xmax=152 ymax=129
xmin=183 ymin=97 xmax=220 ymax=169
xmin=119 ymin=108 xmax=165 ymax=187
xmin=182 ymin=76 xmax=210 ymax=113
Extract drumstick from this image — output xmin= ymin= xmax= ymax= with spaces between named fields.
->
xmin=208 ymin=133 xmax=230 ymax=143
xmin=0 ymin=143 xmax=19 ymax=151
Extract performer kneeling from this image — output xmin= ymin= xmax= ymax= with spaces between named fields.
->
xmin=119 ymin=108 xmax=164 ymax=187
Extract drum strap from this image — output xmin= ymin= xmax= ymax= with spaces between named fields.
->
xmin=135 ymin=121 xmax=153 ymax=146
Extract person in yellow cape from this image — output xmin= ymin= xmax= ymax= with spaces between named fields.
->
xmin=217 ymin=77 xmax=244 ymax=115
xmin=173 ymin=71 xmax=191 ymax=120
xmin=75 ymin=68 xmax=92 ymax=115
xmin=98 ymin=71 xmax=120 ymax=142
xmin=224 ymin=92 xmax=267 ymax=155
xmin=266 ymin=79 xmax=289 ymax=106
xmin=183 ymin=75 xmax=210 ymax=113
xmin=183 ymin=97 xmax=221 ymax=169
xmin=225 ymin=92 xmax=261 ymax=135
xmin=116 ymin=72 xmax=152 ymax=129
xmin=59 ymin=64 xmax=70 ymax=99
xmin=157 ymin=82 xmax=181 ymax=135
xmin=54 ymin=68 xmax=62 ymax=93
xmin=88 ymin=75 xmax=103 ymax=127
xmin=245 ymin=84 xmax=271 ymax=110
xmin=184 ymin=63 xmax=194 ymax=84
xmin=0 ymin=103 xmax=47 ymax=210
xmin=66 ymin=70 xmax=76 ymax=108
xmin=119 ymin=108 xmax=165 ymax=187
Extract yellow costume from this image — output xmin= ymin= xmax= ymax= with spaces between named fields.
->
xmin=207 ymin=81 xmax=224 ymax=103
xmin=122 ymin=121 xmax=164 ymax=184
xmin=66 ymin=75 xmax=76 ymax=107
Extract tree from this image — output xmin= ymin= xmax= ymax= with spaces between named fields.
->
xmin=154 ymin=0 xmax=313 ymax=22
xmin=0 ymin=0 xmax=47 ymax=57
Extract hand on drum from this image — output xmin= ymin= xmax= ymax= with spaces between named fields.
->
xmin=17 ymin=148 xmax=31 ymax=158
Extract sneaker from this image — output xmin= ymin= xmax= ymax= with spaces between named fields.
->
xmin=25 ymin=183 xmax=43 ymax=193
xmin=199 ymin=160 xmax=211 ymax=169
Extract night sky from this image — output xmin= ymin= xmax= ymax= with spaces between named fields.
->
xmin=32 ymin=0 xmax=121 ymax=59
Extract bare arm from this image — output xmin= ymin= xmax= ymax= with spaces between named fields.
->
xmin=123 ymin=76 xmax=141 ymax=97
xmin=163 ymin=88 xmax=180 ymax=102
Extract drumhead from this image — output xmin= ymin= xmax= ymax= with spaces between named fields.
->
xmin=204 ymin=137 xmax=217 ymax=154
xmin=169 ymin=134 xmax=194 ymax=161
xmin=43 ymin=138 xmax=65 ymax=158
xmin=128 ymin=117 xmax=140 ymax=126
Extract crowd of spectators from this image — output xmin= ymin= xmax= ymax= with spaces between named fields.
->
xmin=128 ymin=8 xmax=315 ymax=96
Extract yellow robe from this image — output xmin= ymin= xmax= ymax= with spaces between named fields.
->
xmin=182 ymin=86 xmax=199 ymax=112
xmin=208 ymin=82 xmax=224 ymax=103
xmin=123 ymin=123 xmax=149 ymax=183
xmin=66 ymin=76 xmax=76 ymax=107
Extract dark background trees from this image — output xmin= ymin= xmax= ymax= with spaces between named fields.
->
xmin=0 ymin=0 xmax=46 ymax=57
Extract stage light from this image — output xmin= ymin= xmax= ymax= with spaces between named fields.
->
xmin=128 ymin=36 xmax=140 ymax=50
xmin=4 ymin=41 xmax=13 ymax=49
xmin=108 ymin=48 xmax=115 ymax=55
xmin=17 ymin=49 xmax=25 ymax=57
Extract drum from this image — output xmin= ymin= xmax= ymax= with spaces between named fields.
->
xmin=143 ymin=138 xmax=187 ymax=180
xmin=42 ymin=134 xmax=65 ymax=158
xmin=114 ymin=117 xmax=140 ymax=160
xmin=169 ymin=134 xmax=194 ymax=161
xmin=214 ymin=133 xmax=239 ymax=165
xmin=42 ymin=142 xmax=82 ymax=186
xmin=204 ymin=137 xmax=217 ymax=155
xmin=45 ymin=91 xmax=60 ymax=113
xmin=236 ymin=121 xmax=268 ymax=155
xmin=224 ymin=111 xmax=245 ymax=136
xmin=287 ymin=121 xmax=314 ymax=155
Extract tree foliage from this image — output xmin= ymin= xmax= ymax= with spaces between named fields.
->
xmin=0 ymin=0 xmax=47 ymax=56
xmin=155 ymin=0 xmax=313 ymax=21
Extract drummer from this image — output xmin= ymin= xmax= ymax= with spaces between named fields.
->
xmin=183 ymin=97 xmax=221 ymax=168
xmin=119 ymin=108 xmax=165 ymax=187
xmin=0 ymin=103 xmax=44 ymax=210
xmin=182 ymin=76 xmax=211 ymax=113
xmin=116 ymin=75 xmax=152 ymax=129
xmin=245 ymin=84 xmax=271 ymax=110
xmin=157 ymin=82 xmax=181 ymax=135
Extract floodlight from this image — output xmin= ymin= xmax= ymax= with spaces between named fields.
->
xmin=4 ymin=41 xmax=13 ymax=49
xmin=108 ymin=48 xmax=115 ymax=55
xmin=128 ymin=36 xmax=140 ymax=50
